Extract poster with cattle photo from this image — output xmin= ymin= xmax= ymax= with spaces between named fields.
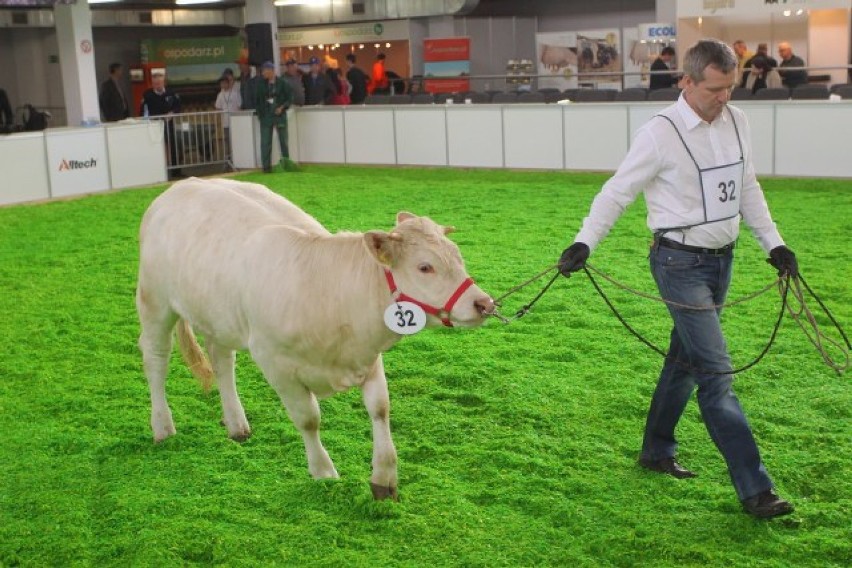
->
xmin=575 ymin=29 xmax=621 ymax=89
xmin=536 ymin=31 xmax=579 ymax=91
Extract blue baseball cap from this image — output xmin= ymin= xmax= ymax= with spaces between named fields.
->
xmin=309 ymin=56 xmax=320 ymax=65
xmin=261 ymin=61 xmax=275 ymax=70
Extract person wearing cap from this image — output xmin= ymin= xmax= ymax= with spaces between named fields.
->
xmin=283 ymin=58 xmax=305 ymax=106
xmin=302 ymin=56 xmax=335 ymax=105
xmin=254 ymin=61 xmax=297 ymax=173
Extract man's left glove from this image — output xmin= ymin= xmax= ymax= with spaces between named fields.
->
xmin=558 ymin=242 xmax=590 ymax=277
xmin=768 ymin=245 xmax=798 ymax=278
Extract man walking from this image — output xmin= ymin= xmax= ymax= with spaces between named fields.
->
xmin=558 ymin=39 xmax=797 ymax=519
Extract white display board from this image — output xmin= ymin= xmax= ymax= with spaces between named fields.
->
xmin=45 ymin=127 xmax=110 ymax=198
xmin=344 ymin=109 xmax=396 ymax=165
xmin=394 ymin=107 xmax=447 ymax=166
xmin=0 ymin=132 xmax=51 ymax=206
xmin=564 ymin=104 xmax=629 ymax=171
xmin=502 ymin=106 xmax=564 ymax=169
xmin=446 ymin=106 xmax=504 ymax=168
xmin=295 ymin=109 xmax=345 ymax=163
xmin=106 ymin=121 xmax=167 ymax=189
xmin=774 ymin=102 xmax=852 ymax=177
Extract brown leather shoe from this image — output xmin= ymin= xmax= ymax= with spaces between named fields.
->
xmin=638 ymin=456 xmax=697 ymax=479
xmin=742 ymin=489 xmax=794 ymax=519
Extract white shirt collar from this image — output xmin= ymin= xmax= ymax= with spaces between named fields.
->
xmin=676 ymin=93 xmax=729 ymax=130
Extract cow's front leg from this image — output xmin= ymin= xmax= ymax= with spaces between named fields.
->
xmin=363 ymin=356 xmax=398 ymax=500
xmin=272 ymin=380 xmax=338 ymax=479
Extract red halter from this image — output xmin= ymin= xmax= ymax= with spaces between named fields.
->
xmin=384 ymin=269 xmax=475 ymax=328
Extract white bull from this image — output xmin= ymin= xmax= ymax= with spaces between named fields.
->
xmin=136 ymin=177 xmax=493 ymax=499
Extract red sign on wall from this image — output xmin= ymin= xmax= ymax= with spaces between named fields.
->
xmin=423 ymin=37 xmax=470 ymax=94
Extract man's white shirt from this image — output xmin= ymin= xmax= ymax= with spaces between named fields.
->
xmin=574 ymin=95 xmax=784 ymax=253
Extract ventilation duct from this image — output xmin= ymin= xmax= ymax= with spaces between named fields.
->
xmin=275 ymin=0 xmax=480 ymax=26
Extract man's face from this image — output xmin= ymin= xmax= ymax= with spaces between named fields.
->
xmin=733 ymin=43 xmax=746 ymax=57
xmin=239 ymin=63 xmax=250 ymax=76
xmin=262 ymin=67 xmax=275 ymax=81
xmin=113 ymin=66 xmax=123 ymax=78
xmin=778 ymin=44 xmax=793 ymax=61
xmin=220 ymin=79 xmax=230 ymax=91
xmin=286 ymin=63 xmax=297 ymax=76
xmin=151 ymin=75 xmax=165 ymax=91
xmin=310 ymin=63 xmax=320 ymax=74
xmin=682 ymin=65 xmax=736 ymax=123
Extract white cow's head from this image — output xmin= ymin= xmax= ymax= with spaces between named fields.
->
xmin=364 ymin=212 xmax=494 ymax=328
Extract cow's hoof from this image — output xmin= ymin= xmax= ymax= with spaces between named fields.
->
xmin=370 ymin=483 xmax=399 ymax=501
xmin=229 ymin=430 xmax=252 ymax=443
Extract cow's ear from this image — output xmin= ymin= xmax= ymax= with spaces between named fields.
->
xmin=442 ymin=225 xmax=456 ymax=235
xmin=364 ymin=231 xmax=403 ymax=266
xmin=396 ymin=211 xmax=416 ymax=225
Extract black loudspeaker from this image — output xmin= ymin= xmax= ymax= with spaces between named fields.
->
xmin=246 ymin=23 xmax=274 ymax=66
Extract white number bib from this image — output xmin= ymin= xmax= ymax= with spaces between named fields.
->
xmin=701 ymin=160 xmax=743 ymax=224
xmin=383 ymin=301 xmax=427 ymax=335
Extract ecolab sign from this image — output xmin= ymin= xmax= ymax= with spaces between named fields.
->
xmin=638 ymin=23 xmax=677 ymax=42
xmin=58 ymin=158 xmax=97 ymax=171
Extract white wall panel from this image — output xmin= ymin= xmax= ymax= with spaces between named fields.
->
xmin=502 ymin=106 xmax=564 ymax=169
xmin=446 ymin=106 xmax=504 ymax=168
xmin=394 ymin=107 xmax=447 ymax=166
xmin=45 ymin=126 xmax=110 ymax=198
xmin=343 ymin=108 xmax=396 ymax=165
xmin=564 ymin=104 xmax=628 ymax=171
xmin=775 ymin=102 xmax=852 ymax=177
xmin=106 ymin=121 xmax=167 ymax=189
xmin=0 ymin=132 xmax=50 ymax=206
xmin=295 ymin=109 xmax=345 ymax=163
xmin=736 ymin=103 xmax=774 ymax=177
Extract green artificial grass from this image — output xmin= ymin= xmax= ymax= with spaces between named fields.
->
xmin=0 ymin=166 xmax=849 ymax=567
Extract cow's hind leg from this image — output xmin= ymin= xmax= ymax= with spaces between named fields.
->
xmin=207 ymin=341 xmax=251 ymax=442
xmin=363 ymin=356 xmax=398 ymax=500
xmin=277 ymin=382 xmax=338 ymax=479
xmin=137 ymin=287 xmax=178 ymax=442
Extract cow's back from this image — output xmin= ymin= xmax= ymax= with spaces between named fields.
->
xmin=138 ymin=178 xmax=330 ymax=345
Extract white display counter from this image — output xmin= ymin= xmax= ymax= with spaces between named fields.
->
xmin=0 ymin=132 xmax=51 ymax=206
xmin=1 ymin=120 xmax=167 ymax=207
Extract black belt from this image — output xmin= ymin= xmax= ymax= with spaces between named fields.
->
xmin=655 ymin=237 xmax=735 ymax=256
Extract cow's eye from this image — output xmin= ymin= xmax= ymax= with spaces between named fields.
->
xmin=418 ymin=263 xmax=434 ymax=274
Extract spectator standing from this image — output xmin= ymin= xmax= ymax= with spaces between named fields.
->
xmin=214 ymin=72 xmax=241 ymax=162
xmin=732 ymin=40 xmax=754 ymax=81
xmin=254 ymin=61 xmax=297 ymax=173
xmin=0 ymin=88 xmax=13 ymax=131
xmin=369 ymin=53 xmax=389 ymax=95
xmin=99 ymin=62 xmax=129 ymax=122
xmin=140 ymin=71 xmax=181 ymax=176
xmin=740 ymin=43 xmax=778 ymax=87
xmin=777 ymin=42 xmax=808 ymax=89
xmin=744 ymin=56 xmax=782 ymax=94
xmin=283 ymin=58 xmax=306 ymax=106
xmin=649 ymin=46 xmax=679 ymax=90
xmin=302 ymin=56 xmax=335 ymax=105
xmin=328 ymin=68 xmax=351 ymax=105
xmin=237 ymin=57 xmax=259 ymax=111
xmin=345 ymin=53 xmax=369 ymax=104
xmin=557 ymin=38 xmax=797 ymax=520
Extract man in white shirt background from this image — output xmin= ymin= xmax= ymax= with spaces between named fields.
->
xmin=214 ymin=70 xmax=241 ymax=163
xmin=558 ymin=39 xmax=798 ymax=519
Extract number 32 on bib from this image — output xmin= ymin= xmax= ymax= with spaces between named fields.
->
xmin=702 ymin=160 xmax=743 ymax=223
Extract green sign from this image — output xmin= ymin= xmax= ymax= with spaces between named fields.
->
xmin=141 ymin=37 xmax=241 ymax=66
xmin=373 ymin=23 xmax=383 ymax=36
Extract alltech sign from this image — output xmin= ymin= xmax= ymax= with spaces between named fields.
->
xmin=46 ymin=129 xmax=110 ymax=198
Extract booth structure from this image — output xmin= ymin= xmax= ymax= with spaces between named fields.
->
xmin=0 ymin=120 xmax=166 ymax=206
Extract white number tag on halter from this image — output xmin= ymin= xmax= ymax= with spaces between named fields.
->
xmin=383 ymin=301 xmax=427 ymax=335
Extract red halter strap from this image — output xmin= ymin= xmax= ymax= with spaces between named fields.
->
xmin=384 ymin=269 xmax=475 ymax=328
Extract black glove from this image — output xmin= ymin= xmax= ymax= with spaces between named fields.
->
xmin=558 ymin=242 xmax=590 ymax=277
xmin=768 ymin=245 xmax=798 ymax=278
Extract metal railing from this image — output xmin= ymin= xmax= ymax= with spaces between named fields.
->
xmin=148 ymin=109 xmax=230 ymax=172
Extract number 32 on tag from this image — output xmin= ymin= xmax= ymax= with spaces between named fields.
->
xmin=383 ymin=301 xmax=427 ymax=335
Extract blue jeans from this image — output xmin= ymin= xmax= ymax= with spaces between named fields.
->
xmin=641 ymin=244 xmax=773 ymax=500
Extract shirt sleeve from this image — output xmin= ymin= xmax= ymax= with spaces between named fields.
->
xmin=573 ymin=127 xmax=663 ymax=250
xmin=736 ymin=110 xmax=785 ymax=253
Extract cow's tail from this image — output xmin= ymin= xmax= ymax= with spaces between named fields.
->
xmin=175 ymin=319 xmax=214 ymax=392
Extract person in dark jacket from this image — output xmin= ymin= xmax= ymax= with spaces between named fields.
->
xmin=302 ymin=56 xmax=335 ymax=105
xmin=0 ymin=88 xmax=13 ymax=131
xmin=777 ymin=42 xmax=808 ymax=89
xmin=254 ymin=61 xmax=298 ymax=173
xmin=140 ymin=71 xmax=181 ymax=176
xmin=649 ymin=46 xmax=679 ymax=90
xmin=345 ymin=53 xmax=369 ymax=104
xmin=99 ymin=62 xmax=129 ymax=122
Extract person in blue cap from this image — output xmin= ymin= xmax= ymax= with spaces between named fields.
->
xmin=302 ymin=56 xmax=335 ymax=105
xmin=254 ymin=60 xmax=299 ymax=173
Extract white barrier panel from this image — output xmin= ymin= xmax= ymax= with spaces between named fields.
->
xmin=564 ymin=104 xmax=629 ymax=171
xmin=106 ymin=121 xmax=167 ymax=189
xmin=774 ymin=102 xmax=852 ymax=178
xmin=737 ymin=103 xmax=775 ymax=177
xmin=344 ymin=108 xmax=396 ymax=165
xmin=395 ymin=107 xmax=447 ymax=166
xmin=296 ymin=109 xmax=345 ymax=163
xmin=627 ymin=104 xmax=668 ymax=140
xmin=503 ymin=106 xmax=564 ymax=169
xmin=230 ymin=112 xmax=259 ymax=169
xmin=45 ymin=127 xmax=110 ymax=198
xmin=446 ymin=106 xmax=504 ymax=168
xmin=0 ymin=132 xmax=51 ymax=206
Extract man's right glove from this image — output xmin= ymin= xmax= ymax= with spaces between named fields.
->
xmin=768 ymin=245 xmax=798 ymax=278
xmin=558 ymin=242 xmax=590 ymax=277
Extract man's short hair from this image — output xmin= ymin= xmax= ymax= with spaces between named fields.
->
xmin=661 ymin=46 xmax=676 ymax=57
xmin=109 ymin=62 xmax=122 ymax=74
xmin=377 ymin=53 xmax=386 ymax=60
xmin=345 ymin=53 xmax=356 ymax=64
xmin=683 ymin=39 xmax=737 ymax=83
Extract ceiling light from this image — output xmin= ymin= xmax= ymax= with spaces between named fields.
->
xmin=796 ymin=9 xmax=804 ymax=15
xmin=87 ymin=0 xmax=122 ymax=4
xmin=175 ymin=0 xmax=223 ymax=5
xmin=783 ymin=10 xmax=791 ymax=16
xmin=274 ymin=0 xmax=328 ymax=6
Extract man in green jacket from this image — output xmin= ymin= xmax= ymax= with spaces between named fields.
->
xmin=255 ymin=61 xmax=299 ymax=173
